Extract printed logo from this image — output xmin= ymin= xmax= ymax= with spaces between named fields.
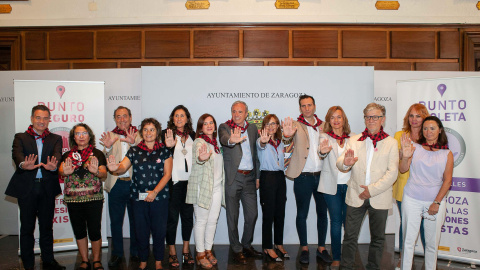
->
xmin=457 ymin=247 xmax=462 ymax=252
xmin=56 ymin=85 xmax=66 ymax=99
xmin=444 ymin=127 xmax=466 ymax=167
xmin=247 ymin=108 xmax=269 ymax=130
xmin=437 ymin=84 xmax=447 ymax=97
xmin=457 ymin=247 xmax=478 ymax=254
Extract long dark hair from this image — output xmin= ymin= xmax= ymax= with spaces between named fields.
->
xmin=195 ymin=114 xmax=217 ymax=139
xmin=418 ymin=116 xmax=448 ymax=146
xmin=69 ymin=123 xmax=96 ymax=148
xmin=167 ymin=105 xmax=193 ymax=135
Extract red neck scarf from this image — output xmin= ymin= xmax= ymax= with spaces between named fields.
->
xmin=326 ymin=131 xmax=350 ymax=145
xmin=112 ymin=125 xmax=138 ymax=136
xmin=199 ymin=134 xmax=220 ymax=154
xmin=68 ymin=144 xmax=94 ymax=169
xmin=225 ymin=119 xmax=249 ymax=133
xmin=297 ymin=114 xmax=323 ymax=131
xmin=422 ymin=142 xmax=449 ymax=151
xmin=26 ymin=125 xmax=50 ymax=143
xmin=358 ymin=126 xmax=389 ymax=148
xmin=268 ymin=138 xmax=281 ymax=152
xmin=175 ymin=129 xmax=188 ymax=138
xmin=137 ymin=140 xmax=163 ymax=153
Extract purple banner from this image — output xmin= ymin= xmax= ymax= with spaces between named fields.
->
xmin=450 ymin=177 xmax=480 ymax=193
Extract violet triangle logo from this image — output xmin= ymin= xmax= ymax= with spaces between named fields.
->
xmin=437 ymin=84 xmax=446 ymax=97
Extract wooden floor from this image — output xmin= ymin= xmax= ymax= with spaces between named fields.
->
xmin=0 ymin=234 xmax=473 ymax=269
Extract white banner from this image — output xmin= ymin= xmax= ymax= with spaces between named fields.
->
xmin=397 ymin=76 xmax=480 ymax=264
xmin=14 ymin=80 xmax=107 ymax=253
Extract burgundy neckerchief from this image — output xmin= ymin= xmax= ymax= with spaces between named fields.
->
xmin=225 ymin=119 xmax=249 ymax=133
xmin=112 ymin=125 xmax=138 ymax=136
xmin=268 ymin=138 xmax=281 ymax=152
xmin=297 ymin=114 xmax=323 ymax=131
xmin=422 ymin=142 xmax=449 ymax=151
xmin=68 ymin=144 xmax=94 ymax=169
xmin=175 ymin=129 xmax=188 ymax=138
xmin=357 ymin=126 xmax=389 ymax=148
xmin=199 ymin=134 xmax=220 ymax=154
xmin=137 ymin=140 xmax=163 ymax=153
xmin=326 ymin=131 xmax=350 ymax=145
xmin=26 ymin=125 xmax=50 ymax=143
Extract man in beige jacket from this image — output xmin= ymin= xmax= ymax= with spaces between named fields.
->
xmin=336 ymin=103 xmax=398 ymax=270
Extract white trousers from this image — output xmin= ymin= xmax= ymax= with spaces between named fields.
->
xmin=401 ymin=194 xmax=446 ymax=270
xmin=193 ymin=184 xmax=223 ymax=252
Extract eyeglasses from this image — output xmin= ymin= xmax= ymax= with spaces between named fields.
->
xmin=75 ymin=132 xmax=88 ymax=137
xmin=364 ymin=115 xmax=383 ymax=121
xmin=265 ymin=122 xmax=278 ymax=127
xmin=420 ymin=207 xmax=436 ymax=221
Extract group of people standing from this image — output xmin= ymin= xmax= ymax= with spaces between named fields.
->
xmin=6 ymin=94 xmax=453 ymax=270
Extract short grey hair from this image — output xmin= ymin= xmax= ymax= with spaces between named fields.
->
xmin=231 ymin=100 xmax=248 ymax=112
xmin=363 ymin=102 xmax=386 ymax=116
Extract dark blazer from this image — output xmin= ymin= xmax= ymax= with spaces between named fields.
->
xmin=218 ymin=123 xmax=260 ymax=186
xmin=5 ymin=132 xmax=62 ymax=199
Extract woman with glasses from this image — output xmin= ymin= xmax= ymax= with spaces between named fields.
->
xmin=257 ymin=114 xmax=287 ymax=262
xmin=59 ymin=123 xmax=107 ymax=270
xmin=317 ymin=106 xmax=354 ymax=268
xmin=399 ymin=116 xmax=453 ymax=270
xmin=393 ymin=103 xmax=429 ymax=269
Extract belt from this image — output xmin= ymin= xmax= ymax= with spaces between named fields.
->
xmin=34 ymin=178 xmax=43 ymax=182
xmin=118 ymin=177 xmax=131 ymax=181
xmin=300 ymin=171 xmax=321 ymax=176
xmin=237 ymin=170 xmax=252 ymax=175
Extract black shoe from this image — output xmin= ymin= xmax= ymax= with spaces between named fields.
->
xmin=316 ymin=249 xmax=333 ymax=263
xmin=108 ymin=255 xmax=122 ymax=267
xmin=43 ymin=260 xmax=66 ymax=270
xmin=264 ymin=249 xmax=282 ymax=262
xmin=274 ymin=246 xmax=290 ymax=259
xmin=243 ymin=246 xmax=263 ymax=259
xmin=299 ymin=250 xmax=309 ymax=264
xmin=76 ymin=261 xmax=91 ymax=270
xmin=130 ymin=255 xmax=141 ymax=262
xmin=232 ymin=251 xmax=247 ymax=264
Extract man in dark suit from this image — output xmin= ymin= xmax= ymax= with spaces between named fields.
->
xmin=5 ymin=105 xmax=65 ymax=270
xmin=219 ymin=100 xmax=262 ymax=264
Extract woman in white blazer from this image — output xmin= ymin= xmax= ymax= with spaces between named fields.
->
xmin=317 ymin=106 xmax=354 ymax=268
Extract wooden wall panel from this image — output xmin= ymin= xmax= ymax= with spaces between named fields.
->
xmin=169 ymin=61 xmax=215 ymax=66
xmin=391 ymin=31 xmax=435 ymax=59
xmin=415 ymin=62 xmax=459 ymax=71
xmin=194 ymin=30 xmax=239 ymax=58
xmin=97 ymin=31 xmax=141 ymax=59
xmin=218 ymin=61 xmax=264 ymax=66
xmin=268 ymin=61 xmax=314 ymax=66
xmin=343 ymin=31 xmax=387 ymax=58
xmin=121 ymin=62 xmax=166 ymax=68
xmin=293 ymin=30 xmax=338 ymax=58
xmin=439 ymin=31 xmax=460 ymax=59
xmin=244 ymin=30 xmax=288 ymax=58
xmin=145 ymin=31 xmax=190 ymax=58
xmin=25 ymin=32 xmax=45 ymax=60
xmin=72 ymin=62 xmax=117 ymax=69
xmin=49 ymin=32 xmax=93 ymax=59
xmin=367 ymin=62 xmax=412 ymax=70
xmin=317 ymin=61 xmax=364 ymax=66
xmin=25 ymin=63 xmax=69 ymax=70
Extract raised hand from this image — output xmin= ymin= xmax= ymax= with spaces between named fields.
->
xmin=42 ymin=156 xmax=58 ymax=171
xmin=120 ymin=127 xmax=138 ymax=144
xmin=198 ymin=143 xmax=213 ymax=161
xmin=400 ymin=133 xmax=415 ymax=159
xmin=100 ymin=132 xmax=118 ymax=148
xmin=62 ymin=157 xmax=75 ymax=176
xmin=319 ymin=139 xmax=332 ymax=155
xmin=87 ymin=156 xmax=99 ymax=175
xmin=106 ymin=155 xmax=120 ymax=172
xmin=282 ymin=117 xmax=297 ymax=138
xmin=22 ymin=154 xmax=40 ymax=170
xmin=344 ymin=149 xmax=358 ymax=166
xmin=164 ymin=129 xmax=176 ymax=148
xmin=229 ymin=127 xmax=247 ymax=144
xmin=259 ymin=128 xmax=271 ymax=144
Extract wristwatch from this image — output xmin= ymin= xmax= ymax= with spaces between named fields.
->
xmin=433 ymin=200 xmax=441 ymax=205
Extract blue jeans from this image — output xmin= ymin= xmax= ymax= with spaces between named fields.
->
xmin=293 ymin=173 xmax=327 ymax=247
xmin=397 ymin=200 xmax=425 ymax=252
xmin=108 ymin=180 xmax=137 ymax=257
xmin=323 ymin=184 xmax=348 ymax=261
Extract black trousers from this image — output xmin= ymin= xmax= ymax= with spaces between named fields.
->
xmin=259 ymin=170 xmax=287 ymax=250
xmin=166 ymin=181 xmax=193 ymax=245
xmin=18 ymin=181 xmax=56 ymax=268
xmin=67 ymin=200 xmax=103 ymax=241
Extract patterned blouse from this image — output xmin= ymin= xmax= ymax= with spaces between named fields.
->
xmin=62 ymin=148 xmax=106 ymax=203
xmin=126 ymin=145 xmax=172 ymax=201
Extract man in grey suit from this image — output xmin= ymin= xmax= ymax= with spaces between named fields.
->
xmin=219 ymin=100 xmax=262 ymax=264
